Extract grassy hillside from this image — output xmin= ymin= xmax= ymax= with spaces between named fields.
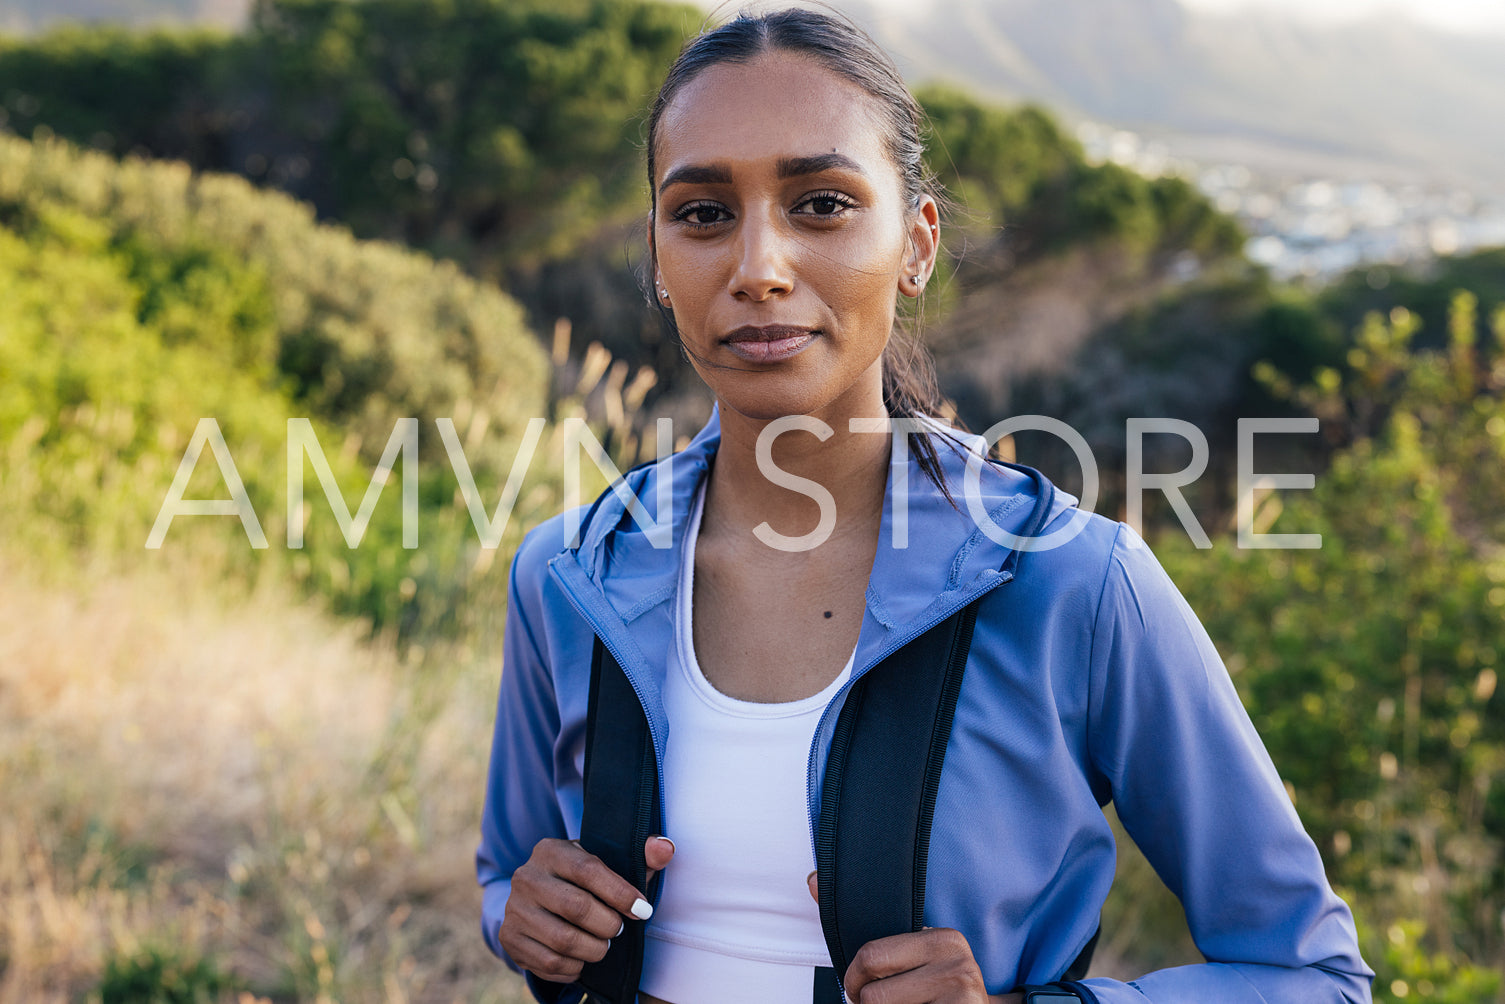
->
xmin=0 ymin=553 xmax=533 ymax=1003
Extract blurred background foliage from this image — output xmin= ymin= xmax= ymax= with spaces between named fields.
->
xmin=1158 ymin=294 xmax=1505 ymax=1002
xmin=1 ymin=1 xmax=1502 ymax=1002
xmin=0 ymin=130 xmax=556 ymax=640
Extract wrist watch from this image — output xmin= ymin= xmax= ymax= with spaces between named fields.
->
xmin=1018 ymin=985 xmax=1084 ymax=1002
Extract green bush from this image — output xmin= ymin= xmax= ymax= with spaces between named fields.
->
xmin=97 ymin=943 xmax=236 ymax=1004
xmin=1160 ymin=294 xmax=1505 ymax=998
xmin=0 ymin=132 xmax=553 ymax=637
xmin=1363 ymin=918 xmax=1503 ymax=1004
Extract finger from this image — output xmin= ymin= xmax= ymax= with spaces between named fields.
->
xmin=807 ymin=869 xmax=819 ymax=904
xmin=844 ymin=930 xmax=955 ymax=996
xmin=510 ymin=931 xmax=587 ymax=983
xmin=512 ymin=860 xmax=630 ymax=940
xmin=845 ymin=964 xmax=945 ymax=1004
xmin=844 ymin=930 xmax=982 ymax=1004
xmin=644 ymin=834 xmax=676 ymax=879
xmin=518 ymin=900 xmax=614 ymax=967
xmin=549 ymin=842 xmax=655 ymax=922
xmin=846 ymin=932 xmax=927 ymax=988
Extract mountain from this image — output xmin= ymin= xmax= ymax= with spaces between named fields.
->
xmin=855 ymin=0 xmax=1505 ymax=192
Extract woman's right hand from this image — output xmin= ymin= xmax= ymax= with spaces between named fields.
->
xmin=500 ymin=835 xmax=676 ymax=984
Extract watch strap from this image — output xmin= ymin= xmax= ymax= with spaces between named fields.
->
xmin=1018 ymin=984 xmax=1085 ymax=1002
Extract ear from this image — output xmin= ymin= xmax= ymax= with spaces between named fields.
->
xmin=900 ymin=195 xmax=941 ymax=298
xmin=646 ymin=212 xmax=670 ymax=306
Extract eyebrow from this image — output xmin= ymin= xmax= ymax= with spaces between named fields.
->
xmin=658 ymin=164 xmax=732 ymax=193
xmin=777 ymin=153 xmax=865 ymax=179
xmin=657 ymin=152 xmax=866 ymax=195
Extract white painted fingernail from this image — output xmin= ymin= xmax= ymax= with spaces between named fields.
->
xmin=615 ymin=920 xmax=625 ymax=937
xmin=630 ymin=898 xmax=653 ymax=920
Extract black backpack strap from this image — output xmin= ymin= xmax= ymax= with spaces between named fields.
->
xmin=811 ymin=596 xmax=1101 ymax=996
xmin=814 ymin=600 xmax=981 ymax=999
xmin=576 ymin=638 xmax=660 ymax=1004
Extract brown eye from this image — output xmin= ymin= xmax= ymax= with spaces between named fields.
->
xmin=793 ymin=191 xmax=857 ymax=218
xmin=672 ymin=201 xmax=731 ymax=227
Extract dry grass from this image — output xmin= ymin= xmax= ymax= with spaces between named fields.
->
xmin=0 ymin=551 xmax=532 ymax=1004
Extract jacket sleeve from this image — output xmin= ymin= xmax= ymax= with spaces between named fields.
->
xmin=1074 ymin=524 xmax=1373 ymax=1004
xmin=476 ymin=537 xmax=585 ymax=1004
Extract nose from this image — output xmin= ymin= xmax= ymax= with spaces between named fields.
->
xmin=729 ymin=207 xmax=794 ymax=301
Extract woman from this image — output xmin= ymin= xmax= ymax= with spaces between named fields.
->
xmin=477 ymin=8 xmax=1373 ymax=1003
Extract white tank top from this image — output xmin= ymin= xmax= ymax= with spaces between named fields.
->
xmin=638 ymin=482 xmax=851 ymax=1004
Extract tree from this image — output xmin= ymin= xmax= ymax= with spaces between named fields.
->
xmin=0 ymin=0 xmax=695 ymax=273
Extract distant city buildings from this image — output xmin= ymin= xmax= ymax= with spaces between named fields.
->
xmin=1076 ymin=121 xmax=1505 ymax=283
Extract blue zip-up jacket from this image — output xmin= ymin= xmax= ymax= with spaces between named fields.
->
xmin=477 ymin=412 xmax=1373 ymax=1003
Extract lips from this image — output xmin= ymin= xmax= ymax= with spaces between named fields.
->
xmin=721 ymin=324 xmax=818 ymax=364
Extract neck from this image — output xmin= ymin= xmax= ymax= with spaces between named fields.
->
xmin=705 ymin=381 xmax=892 ymax=549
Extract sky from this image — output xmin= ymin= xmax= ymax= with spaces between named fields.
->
xmin=1176 ymin=0 xmax=1505 ymax=35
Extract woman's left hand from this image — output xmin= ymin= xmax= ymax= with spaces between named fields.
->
xmin=841 ymin=928 xmax=1020 ymax=1004
xmin=807 ymin=871 xmax=1021 ymax=1004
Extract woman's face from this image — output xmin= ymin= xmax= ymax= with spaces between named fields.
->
xmin=651 ymin=51 xmax=934 ymax=423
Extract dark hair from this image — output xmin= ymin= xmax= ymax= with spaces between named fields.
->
xmin=645 ymin=5 xmax=959 ymax=497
